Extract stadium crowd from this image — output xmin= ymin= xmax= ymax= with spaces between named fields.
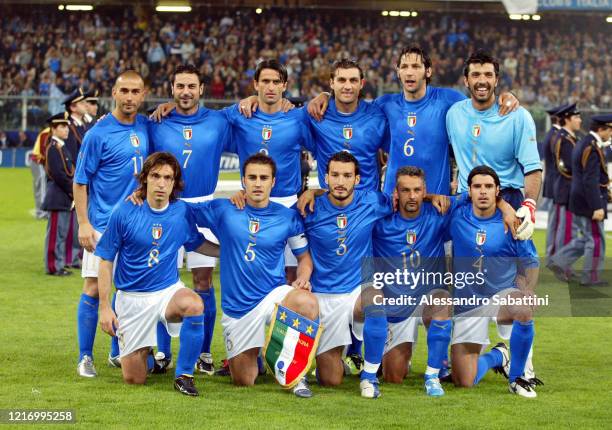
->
xmin=0 ymin=7 xmax=609 ymax=110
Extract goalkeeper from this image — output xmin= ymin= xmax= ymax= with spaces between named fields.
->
xmin=445 ymin=50 xmax=541 ymax=241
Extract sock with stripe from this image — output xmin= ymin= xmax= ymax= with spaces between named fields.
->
xmin=425 ymin=319 xmax=452 ymax=378
xmin=360 ymin=306 xmax=387 ymax=381
xmin=77 ymin=293 xmax=99 ymax=361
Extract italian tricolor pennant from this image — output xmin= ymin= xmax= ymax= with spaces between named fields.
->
xmin=264 ymin=304 xmax=322 ymax=388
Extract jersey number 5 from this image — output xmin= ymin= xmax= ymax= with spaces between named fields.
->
xmin=244 ymin=243 xmax=256 ymax=262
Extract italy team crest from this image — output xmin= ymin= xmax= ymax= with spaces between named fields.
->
xmin=343 ymin=127 xmax=353 ymax=140
xmin=407 ymin=115 xmax=417 ymax=127
xmin=249 ymin=220 xmax=260 ymax=234
xmin=262 ymin=127 xmax=272 ymax=141
xmin=130 ymin=134 xmax=140 ymax=147
xmin=406 ymin=230 xmax=417 ymax=245
xmin=476 ymin=230 xmax=486 ymax=246
xmin=152 ymin=224 xmax=163 ymax=240
xmin=336 ymin=214 xmax=348 ymax=230
xmin=183 ymin=127 xmax=193 ymax=140
xmin=472 ymin=125 xmax=481 ymax=138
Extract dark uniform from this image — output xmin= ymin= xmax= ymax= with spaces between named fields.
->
xmin=83 ymin=89 xmax=99 ymax=129
xmin=542 ymin=104 xmax=565 ymax=262
xmin=549 ymin=114 xmax=612 ymax=286
xmin=63 ymin=89 xmax=89 ymax=268
xmin=42 ymin=113 xmax=76 ymax=275
xmin=551 ymin=104 xmax=580 ymax=261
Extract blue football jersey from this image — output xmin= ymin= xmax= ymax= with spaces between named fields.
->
xmin=372 ymin=197 xmax=465 ymax=318
xmin=304 ymin=190 xmax=393 ymax=294
xmin=224 ymin=105 xmax=313 ymax=198
xmin=189 ymin=199 xmax=308 ymax=318
xmin=375 ymin=87 xmax=465 ymax=195
xmin=306 ymin=100 xmax=389 ymax=191
xmin=446 ymin=99 xmax=541 ymax=192
xmin=149 ymin=107 xmax=232 ymax=198
xmin=95 ymin=200 xmax=204 ymax=292
xmin=448 ymin=203 xmax=539 ymax=314
xmin=74 ymin=113 xmax=150 ymax=232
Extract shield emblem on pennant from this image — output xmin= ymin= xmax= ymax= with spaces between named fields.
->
xmin=262 ymin=127 xmax=272 ymax=141
xmin=152 ymin=225 xmax=163 ymax=240
xmin=130 ymin=134 xmax=140 ymax=147
xmin=472 ymin=125 xmax=481 ymax=138
xmin=343 ymin=127 xmax=353 ymax=140
xmin=183 ymin=127 xmax=193 ymax=140
xmin=336 ymin=214 xmax=347 ymax=230
xmin=249 ymin=220 xmax=260 ymax=234
xmin=476 ymin=230 xmax=486 ymax=246
xmin=407 ymin=115 xmax=417 ymax=127
xmin=406 ymin=230 xmax=417 ymax=245
xmin=264 ymin=304 xmax=322 ymax=388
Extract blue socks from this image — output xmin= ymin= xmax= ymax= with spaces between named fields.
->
xmin=109 ymin=292 xmax=120 ymax=358
xmin=474 ymin=348 xmax=503 ymax=385
xmin=361 ymin=307 xmax=388 ymax=381
xmin=426 ymin=319 xmax=452 ymax=375
xmin=346 ymin=332 xmax=363 ymax=357
xmin=175 ymin=314 xmax=205 ymax=377
xmin=509 ymin=320 xmax=535 ymax=382
xmin=196 ymin=288 xmax=216 ymax=354
xmin=77 ymin=293 xmax=99 ymax=361
xmin=156 ymin=322 xmax=172 ymax=358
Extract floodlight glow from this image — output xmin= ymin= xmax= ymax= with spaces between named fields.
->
xmin=532 ymin=14 xmax=541 ymax=20
xmin=411 ymin=11 xmax=418 ymax=17
xmin=389 ymin=11 xmax=400 ymax=17
xmin=607 ymin=16 xmax=612 ymax=23
xmin=156 ymin=5 xmax=192 ymax=12
xmin=65 ymin=4 xmax=93 ymax=10
xmin=255 ymin=8 xmax=262 ymax=14
xmin=58 ymin=4 xmax=64 ymax=10
xmin=382 ymin=11 xmax=389 ymax=16
xmin=509 ymin=14 xmax=522 ymax=20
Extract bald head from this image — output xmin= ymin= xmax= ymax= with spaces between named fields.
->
xmin=112 ymin=70 xmax=145 ymax=119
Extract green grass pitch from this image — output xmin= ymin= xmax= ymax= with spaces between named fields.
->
xmin=0 ymin=168 xmax=611 ymax=429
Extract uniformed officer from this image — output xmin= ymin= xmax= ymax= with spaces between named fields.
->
xmin=63 ymin=88 xmax=89 ymax=268
xmin=83 ymin=89 xmax=99 ymax=127
xmin=549 ymin=114 xmax=612 ymax=286
xmin=42 ymin=112 xmax=76 ymax=276
xmin=550 ymin=104 xmax=582 ymax=270
xmin=542 ymin=104 xmax=565 ymax=263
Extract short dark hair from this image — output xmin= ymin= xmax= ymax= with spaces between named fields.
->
xmin=397 ymin=45 xmax=432 ymax=84
xmin=463 ymin=50 xmax=500 ymax=78
xmin=396 ymin=166 xmax=425 ymax=185
xmin=330 ymin=59 xmax=364 ymax=80
xmin=254 ymin=59 xmax=288 ymax=83
xmin=467 ymin=165 xmax=501 ymax=188
xmin=172 ymin=64 xmax=202 ymax=85
xmin=136 ymin=152 xmax=184 ymax=202
xmin=243 ymin=153 xmax=277 ymax=178
xmin=590 ymin=122 xmax=610 ymax=133
xmin=326 ymin=151 xmax=360 ymax=176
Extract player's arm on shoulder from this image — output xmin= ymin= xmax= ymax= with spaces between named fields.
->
xmin=498 ymin=91 xmax=520 ymax=116
xmin=149 ymin=101 xmax=176 ymax=122
xmin=424 ymin=193 xmax=450 ymax=215
xmin=297 ymin=188 xmax=326 ymax=217
xmin=184 ymin=199 xmax=217 ymax=229
xmin=306 ymin=92 xmax=331 ymax=121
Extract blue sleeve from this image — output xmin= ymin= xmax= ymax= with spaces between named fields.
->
xmin=183 ymin=204 xmax=206 ymax=252
xmin=297 ymin=107 xmax=316 ymax=153
xmin=370 ymin=191 xmax=394 ymax=218
xmin=443 ymin=88 xmax=467 ymax=104
xmin=288 ymin=210 xmax=309 ymax=256
xmin=186 ymin=200 xmax=218 ymax=230
xmin=74 ymin=131 xmax=103 ymax=185
xmin=221 ymin=104 xmax=240 ymax=126
xmin=94 ymin=205 xmax=124 ymax=261
xmin=515 ymin=238 xmax=539 ymax=269
xmin=514 ymin=109 xmax=542 ymax=174
xmin=381 ymin=117 xmax=391 ymax=152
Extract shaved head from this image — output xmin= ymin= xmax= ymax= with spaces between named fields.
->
xmin=114 ymin=70 xmax=144 ymax=88
xmin=112 ymin=70 xmax=145 ymax=119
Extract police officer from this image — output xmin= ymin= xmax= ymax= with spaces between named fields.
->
xmin=542 ymin=104 xmax=565 ymax=263
xmin=83 ymin=89 xmax=99 ymax=127
xmin=549 ymin=115 xmax=612 ymax=286
xmin=550 ymin=104 xmax=582 ymax=271
xmin=42 ymin=113 xmax=76 ymax=276
xmin=63 ymin=88 xmax=89 ymax=268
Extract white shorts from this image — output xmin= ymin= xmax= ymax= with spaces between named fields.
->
xmin=383 ymin=288 xmax=448 ymax=354
xmin=270 ymin=195 xmax=298 ymax=267
xmin=82 ymin=229 xmax=103 ymax=278
xmin=451 ymin=288 xmax=515 ymax=346
xmin=115 ymin=281 xmax=186 ymax=357
xmin=178 ymin=195 xmax=218 ymax=269
xmin=315 ymin=286 xmax=363 ymax=355
xmin=221 ymin=285 xmax=293 ymax=359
